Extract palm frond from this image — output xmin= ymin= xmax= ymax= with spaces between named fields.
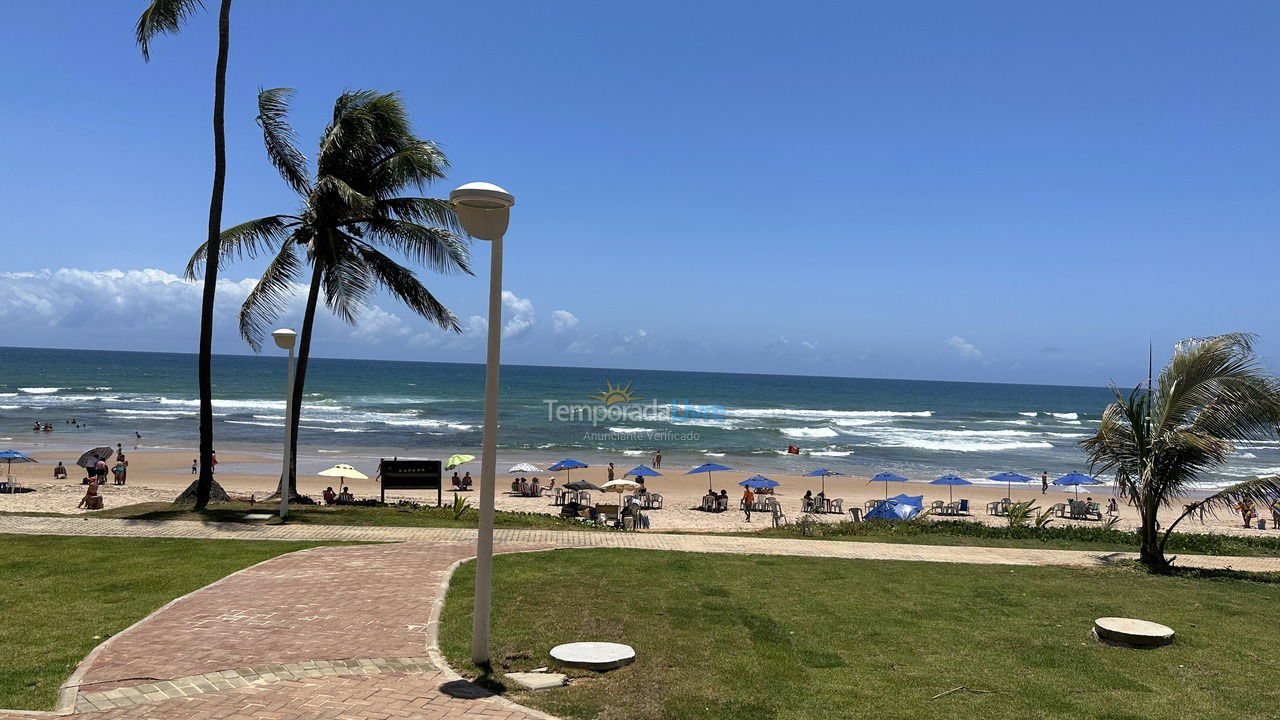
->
xmin=1184 ymin=476 xmax=1280 ymax=523
xmin=371 ymin=197 xmax=462 ymax=233
xmin=319 ymin=240 xmax=374 ymax=325
xmin=256 ymin=88 xmax=310 ymax=195
xmin=239 ymin=242 xmax=304 ymax=351
xmin=186 ymin=215 xmax=297 ymax=279
xmin=135 ymin=0 xmax=204 ymax=61
xmin=353 ymin=243 xmax=461 ymax=332
xmin=359 ymin=218 xmax=471 ymax=275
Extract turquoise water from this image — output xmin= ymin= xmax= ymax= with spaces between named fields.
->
xmin=1 ymin=346 xmax=1273 ymax=487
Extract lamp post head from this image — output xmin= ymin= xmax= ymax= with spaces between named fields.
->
xmin=450 ymin=182 xmax=514 ymax=241
xmin=271 ymin=328 xmax=297 ymax=350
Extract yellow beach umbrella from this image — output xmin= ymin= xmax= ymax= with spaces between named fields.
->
xmin=445 ymin=454 xmax=476 ymax=471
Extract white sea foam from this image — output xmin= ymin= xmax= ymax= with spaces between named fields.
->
xmin=702 ymin=451 xmax=726 ymax=457
xmin=781 ymin=427 xmax=839 ymax=439
xmin=19 ymin=387 xmax=58 ymax=394
xmin=1052 ymin=412 xmax=1079 ymax=420
xmin=717 ymin=407 xmax=931 ymax=422
xmin=1018 ymin=412 xmax=1038 ymax=417
xmin=609 ymin=426 xmax=654 ymax=434
xmin=810 ymin=450 xmax=853 ymax=457
xmin=0 ymin=393 xmax=18 ymax=397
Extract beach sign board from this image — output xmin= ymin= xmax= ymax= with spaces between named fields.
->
xmin=379 ymin=457 xmax=444 ymax=505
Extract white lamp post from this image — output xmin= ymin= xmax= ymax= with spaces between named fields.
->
xmin=450 ymin=181 xmax=515 ymax=666
xmin=272 ymin=328 xmax=298 ymax=520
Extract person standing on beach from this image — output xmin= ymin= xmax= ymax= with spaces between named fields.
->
xmin=607 ymin=463 xmax=615 ymax=483
xmin=191 ymin=459 xmax=197 ymax=474
xmin=653 ymin=450 xmax=662 ymax=469
xmin=1041 ymin=471 xmax=1048 ymax=494
xmin=742 ymin=486 xmax=755 ymax=521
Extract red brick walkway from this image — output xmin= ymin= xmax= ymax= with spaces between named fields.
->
xmin=0 ymin=543 xmax=557 ymax=720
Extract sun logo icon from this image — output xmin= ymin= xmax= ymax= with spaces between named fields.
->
xmin=589 ymin=380 xmax=640 ymax=406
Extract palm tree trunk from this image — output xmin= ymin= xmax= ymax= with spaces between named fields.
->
xmin=194 ymin=0 xmax=233 ymax=510
xmin=283 ymin=264 xmax=323 ymax=499
xmin=1137 ymin=497 xmax=1169 ymax=571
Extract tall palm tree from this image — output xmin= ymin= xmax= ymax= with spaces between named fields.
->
xmin=136 ymin=0 xmax=233 ymax=509
xmin=1081 ymin=333 xmax=1280 ymax=571
xmin=189 ymin=88 xmax=470 ymax=498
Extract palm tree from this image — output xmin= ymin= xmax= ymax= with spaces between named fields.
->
xmin=1080 ymin=333 xmax=1280 ymax=571
xmin=136 ymin=0 xmax=233 ymax=509
xmin=188 ymin=88 xmax=470 ymax=498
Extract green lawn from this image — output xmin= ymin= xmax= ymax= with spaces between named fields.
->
xmin=441 ymin=549 xmax=1280 ymax=720
xmin=0 ymin=534 xmax=331 ymax=711
xmin=742 ymin=518 xmax=1280 ymax=557
xmin=27 ymin=500 xmax=596 ymax=530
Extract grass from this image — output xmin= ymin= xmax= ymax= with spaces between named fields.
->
xmin=0 ymin=534 xmax=331 ymax=711
xmin=743 ymin=518 xmax=1280 ymax=557
xmin=9 ymin=499 xmax=598 ymax=530
xmin=441 ymin=549 xmax=1280 ymax=720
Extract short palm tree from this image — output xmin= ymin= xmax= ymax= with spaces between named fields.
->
xmin=189 ymin=88 xmax=471 ymax=497
xmin=1080 ymin=333 xmax=1280 ymax=571
xmin=136 ymin=0 xmax=234 ymax=509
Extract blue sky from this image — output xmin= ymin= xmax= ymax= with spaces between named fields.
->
xmin=1 ymin=1 xmax=1276 ymax=387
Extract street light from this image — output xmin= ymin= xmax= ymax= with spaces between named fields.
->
xmin=450 ymin=181 xmax=515 ymax=666
xmin=271 ymin=328 xmax=297 ymax=520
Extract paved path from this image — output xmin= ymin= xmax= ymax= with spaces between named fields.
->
xmin=1 ymin=542 xmax=557 ymax=720
xmin=2 ymin=515 xmax=1278 ymax=572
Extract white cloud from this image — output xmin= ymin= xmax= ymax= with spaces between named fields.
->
xmin=501 ymin=291 xmax=535 ymax=340
xmin=551 ymin=310 xmax=578 ymax=333
xmin=947 ymin=335 xmax=983 ymax=361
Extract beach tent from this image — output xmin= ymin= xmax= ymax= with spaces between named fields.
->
xmin=869 ymin=471 xmax=908 ymax=498
xmin=548 ymin=458 xmax=588 ymax=484
xmin=803 ymin=467 xmax=843 ymax=495
xmin=989 ymin=472 xmax=1033 ymax=498
xmin=444 ymin=454 xmax=475 ymax=471
xmin=1053 ymin=471 xmax=1101 ymax=499
xmin=508 ymin=462 xmax=540 ymax=473
xmin=738 ymin=474 xmax=779 ymax=489
xmin=929 ymin=474 xmax=972 ymax=503
xmin=865 ymin=494 xmax=924 ymax=521
xmin=687 ymin=462 xmax=732 ymax=492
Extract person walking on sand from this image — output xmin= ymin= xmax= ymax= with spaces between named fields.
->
xmin=1041 ymin=471 xmax=1048 ymax=494
xmin=742 ymin=486 xmax=755 ymax=522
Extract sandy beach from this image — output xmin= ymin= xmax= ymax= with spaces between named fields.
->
xmin=0 ymin=442 xmax=1270 ymax=538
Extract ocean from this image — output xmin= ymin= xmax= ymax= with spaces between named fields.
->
xmin=2 ymin=346 xmax=1275 ymax=489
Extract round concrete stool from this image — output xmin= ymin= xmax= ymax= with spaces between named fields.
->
xmin=550 ymin=642 xmax=636 ymax=671
xmin=1094 ymin=617 xmax=1175 ymax=648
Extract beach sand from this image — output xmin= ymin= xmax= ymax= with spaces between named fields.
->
xmin=0 ymin=445 xmax=1270 ymax=538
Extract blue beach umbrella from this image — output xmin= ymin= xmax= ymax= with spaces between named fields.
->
xmin=869 ymin=471 xmax=908 ymax=498
xmin=0 ymin=449 xmax=37 ymax=479
xmin=547 ymin=458 xmax=588 ymax=483
xmin=687 ymin=462 xmax=732 ymax=492
xmin=623 ymin=464 xmax=662 ymax=478
xmin=803 ymin=467 xmax=844 ymax=495
xmin=989 ymin=471 xmax=1033 ymax=498
xmin=930 ymin=473 xmax=972 ymax=503
xmin=1054 ymin=471 xmax=1101 ymax=499
xmin=739 ymin=474 xmax=779 ymax=489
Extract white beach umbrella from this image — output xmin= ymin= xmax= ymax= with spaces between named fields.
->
xmin=508 ymin=462 xmax=541 ymax=473
xmin=601 ymin=478 xmax=642 ymax=504
xmin=318 ymin=464 xmax=369 ymax=484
